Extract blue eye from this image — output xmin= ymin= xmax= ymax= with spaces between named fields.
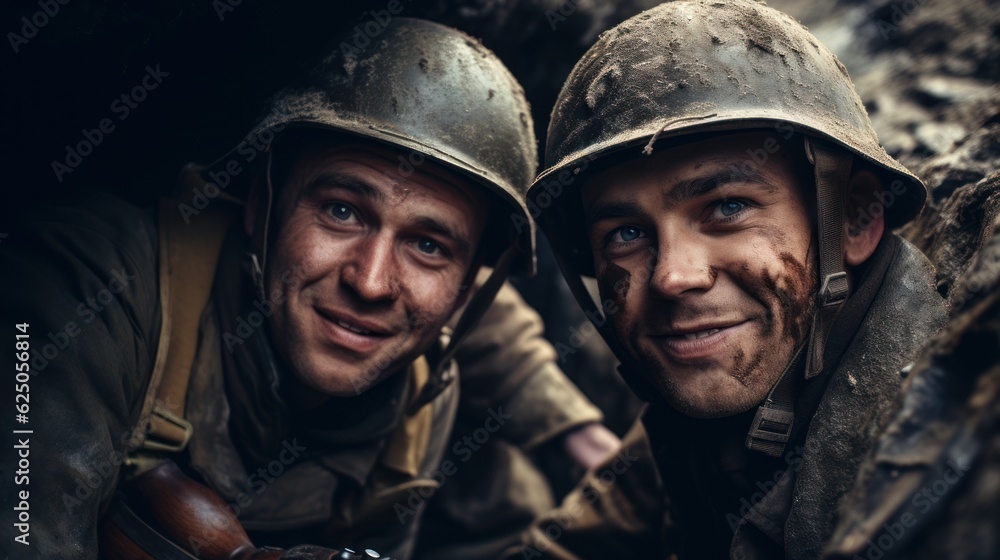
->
xmin=416 ymin=239 xmax=441 ymax=255
xmin=611 ymin=226 xmax=645 ymax=243
xmin=718 ymin=200 xmax=746 ymax=217
xmin=326 ymin=203 xmax=354 ymax=222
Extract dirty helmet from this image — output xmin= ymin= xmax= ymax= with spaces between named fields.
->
xmin=209 ymin=17 xmax=539 ymax=409
xmin=531 ymin=0 xmax=927 ymax=454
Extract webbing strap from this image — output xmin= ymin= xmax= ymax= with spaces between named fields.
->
xmin=746 ymin=346 xmax=804 ymax=457
xmin=126 ymin=166 xmax=237 ymax=466
xmin=248 ymin=149 xmax=275 ymax=302
xmin=804 ymin=138 xmax=853 ymax=379
xmin=746 ymin=139 xmax=852 ymax=456
xmin=406 ymin=245 xmax=517 ymax=414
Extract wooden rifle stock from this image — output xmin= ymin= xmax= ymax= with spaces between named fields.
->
xmin=99 ymin=460 xmax=288 ymax=559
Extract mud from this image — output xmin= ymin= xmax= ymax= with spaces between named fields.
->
xmin=597 ymin=261 xmax=632 ymax=307
xmin=731 ymin=346 xmax=766 ymax=386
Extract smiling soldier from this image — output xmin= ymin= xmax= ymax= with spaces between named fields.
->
xmin=504 ymin=1 xmax=949 ymax=559
xmin=0 ymin=18 xmax=617 ymax=560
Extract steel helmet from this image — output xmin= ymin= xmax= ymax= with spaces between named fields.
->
xmin=534 ymin=0 xmax=924 ymax=277
xmin=531 ymin=0 xmax=928 ymax=449
xmin=213 ymin=17 xmax=538 ymax=278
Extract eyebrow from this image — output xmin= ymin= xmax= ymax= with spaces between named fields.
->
xmin=588 ymin=200 xmax=647 ymax=225
xmin=663 ymin=167 xmax=776 ymax=206
xmin=414 ymin=216 xmax=472 ymax=259
xmin=587 ymin=167 xmax=777 ymax=224
xmin=303 ymin=171 xmax=384 ymax=203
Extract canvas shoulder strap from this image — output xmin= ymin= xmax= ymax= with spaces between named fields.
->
xmin=125 ymin=165 xmax=237 ymax=472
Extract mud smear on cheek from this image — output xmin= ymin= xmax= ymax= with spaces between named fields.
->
xmin=598 ymin=261 xmax=631 ymax=307
xmin=730 ymin=251 xmax=815 ymax=383
xmin=730 ymin=347 xmax=765 ymax=386
xmin=775 ymin=252 xmax=816 ymax=343
xmin=739 ymin=261 xmax=776 ymax=338
xmin=597 ymin=262 xmax=635 ymax=351
xmin=736 ymin=253 xmax=815 ymax=341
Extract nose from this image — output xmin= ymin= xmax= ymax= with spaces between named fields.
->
xmin=341 ymin=234 xmax=401 ymax=303
xmin=648 ymin=228 xmax=715 ymax=300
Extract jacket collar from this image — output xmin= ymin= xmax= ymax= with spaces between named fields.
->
xmin=777 ymin=237 xmax=946 ymax=559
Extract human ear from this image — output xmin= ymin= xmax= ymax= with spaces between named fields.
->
xmin=842 ymin=169 xmax=885 ymax=266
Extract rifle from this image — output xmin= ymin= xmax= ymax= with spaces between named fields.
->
xmin=99 ymin=460 xmax=392 ymax=559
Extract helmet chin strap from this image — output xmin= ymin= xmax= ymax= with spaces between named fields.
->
xmin=803 ymin=137 xmax=853 ymax=379
xmin=246 ymin=147 xmax=275 ymax=304
xmin=407 ymin=245 xmax=517 ymax=414
xmin=746 ymin=137 xmax=853 ymax=457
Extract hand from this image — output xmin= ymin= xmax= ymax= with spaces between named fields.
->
xmin=562 ymin=423 xmax=621 ymax=471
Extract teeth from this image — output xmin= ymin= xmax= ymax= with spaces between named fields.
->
xmin=684 ymin=328 xmax=721 ymax=340
xmin=337 ymin=320 xmax=371 ymax=335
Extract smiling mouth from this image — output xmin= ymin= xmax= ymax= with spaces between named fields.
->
xmin=652 ymin=321 xmax=751 ymax=362
xmin=314 ymin=307 xmax=395 ymax=353
xmin=680 ymin=328 xmax=722 ymax=340
xmin=335 ymin=319 xmax=374 ymax=335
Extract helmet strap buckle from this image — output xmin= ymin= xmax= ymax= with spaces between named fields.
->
xmin=746 ymin=345 xmax=804 ymax=457
xmin=803 ymin=138 xmax=854 ymax=379
xmin=819 ymin=271 xmax=850 ymax=307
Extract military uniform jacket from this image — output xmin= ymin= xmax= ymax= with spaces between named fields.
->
xmin=505 ymin=237 xmax=947 ymax=560
xmin=0 ymin=190 xmax=602 ymax=559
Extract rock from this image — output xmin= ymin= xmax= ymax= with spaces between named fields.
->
xmin=900 ymin=123 xmax=1000 ymax=303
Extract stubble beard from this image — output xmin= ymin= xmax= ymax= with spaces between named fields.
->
xmin=633 ymin=252 xmax=818 ymax=418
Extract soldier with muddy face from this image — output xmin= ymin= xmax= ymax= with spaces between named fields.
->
xmin=502 ymin=1 xmax=949 ymax=558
